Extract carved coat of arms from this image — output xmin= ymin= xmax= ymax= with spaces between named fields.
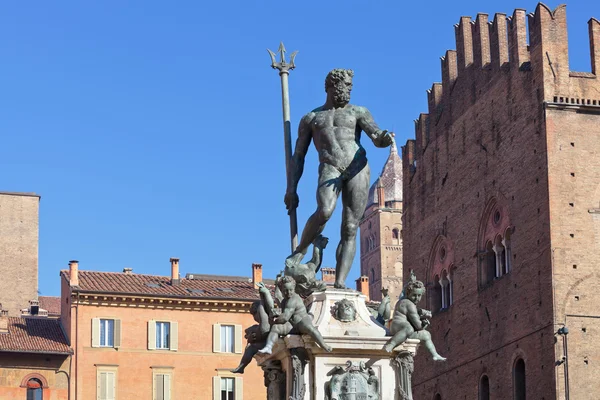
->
xmin=325 ymin=361 xmax=379 ymax=400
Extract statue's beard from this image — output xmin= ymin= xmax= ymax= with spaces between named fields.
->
xmin=332 ymin=91 xmax=350 ymax=106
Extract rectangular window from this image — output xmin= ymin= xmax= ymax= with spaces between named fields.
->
xmin=154 ymin=373 xmax=171 ymax=400
xmin=156 ymin=321 xmax=170 ymax=349
xmin=220 ymin=325 xmax=234 ymax=353
xmin=100 ymin=319 xmax=114 ymax=347
xmin=97 ymin=369 xmax=116 ymax=400
xmin=221 ymin=377 xmax=235 ymax=400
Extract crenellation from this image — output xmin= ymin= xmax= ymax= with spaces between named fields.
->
xmin=472 ymin=14 xmax=491 ymax=68
xmin=441 ymin=50 xmax=458 ymax=100
xmin=489 ymin=13 xmax=509 ymax=69
xmin=427 ymin=83 xmax=443 ymax=119
xmin=455 ymin=16 xmax=474 ymax=73
xmin=508 ymin=9 xmax=530 ymax=70
xmin=415 ymin=113 xmax=430 ymax=151
xmin=589 ymin=18 xmax=600 ymax=75
xmin=402 ymin=140 xmax=416 ymax=180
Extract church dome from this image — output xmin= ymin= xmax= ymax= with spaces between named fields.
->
xmin=367 ymin=140 xmax=403 ymax=207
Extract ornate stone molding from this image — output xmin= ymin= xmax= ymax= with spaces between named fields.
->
xmin=393 ymin=350 xmax=415 ymax=400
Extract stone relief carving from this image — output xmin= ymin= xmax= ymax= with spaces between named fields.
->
xmin=325 ymin=360 xmax=379 ymax=400
xmin=392 ymin=351 xmax=415 ymax=400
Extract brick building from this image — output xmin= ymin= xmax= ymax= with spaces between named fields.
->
xmin=60 ymin=259 xmax=267 ymax=400
xmin=0 ymin=192 xmax=40 ymax=317
xmin=402 ymin=4 xmax=600 ymax=399
xmin=0 ymin=306 xmax=71 ymax=400
xmin=359 ymin=142 xmax=403 ymax=302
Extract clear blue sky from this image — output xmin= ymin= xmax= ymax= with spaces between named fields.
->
xmin=0 ymin=1 xmax=596 ymax=296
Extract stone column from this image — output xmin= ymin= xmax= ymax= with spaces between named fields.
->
xmin=393 ymin=350 xmax=415 ymax=400
xmin=262 ymin=361 xmax=286 ymax=400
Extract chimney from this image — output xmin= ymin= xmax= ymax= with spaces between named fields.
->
xmin=170 ymin=258 xmax=180 ymax=286
xmin=321 ymin=267 xmax=336 ymax=284
xmin=123 ymin=267 xmax=133 ymax=274
xmin=29 ymin=299 xmax=39 ymax=316
xmin=252 ymin=263 xmax=263 ymax=288
xmin=356 ymin=276 xmax=370 ymax=300
xmin=0 ymin=307 xmax=8 ymax=333
xmin=377 ymin=179 xmax=385 ymax=208
xmin=69 ymin=260 xmax=79 ymax=287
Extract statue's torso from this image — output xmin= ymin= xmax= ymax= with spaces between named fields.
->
xmin=308 ymin=105 xmax=366 ymax=170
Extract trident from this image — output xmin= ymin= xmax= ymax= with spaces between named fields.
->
xmin=268 ymin=42 xmax=298 ymax=253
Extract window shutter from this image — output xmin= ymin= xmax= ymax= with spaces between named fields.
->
xmin=156 ymin=375 xmax=164 ymax=400
xmin=235 ymin=377 xmax=243 ymax=400
xmin=170 ymin=322 xmax=178 ymax=351
xmin=213 ymin=324 xmax=221 ymax=353
xmin=213 ymin=376 xmax=221 ymax=400
xmin=164 ymin=374 xmax=171 ymax=400
xmin=107 ymin=372 xmax=115 ymax=400
xmin=97 ymin=372 xmax=103 ymax=400
xmin=114 ymin=319 xmax=122 ymax=348
xmin=234 ymin=324 xmax=243 ymax=354
xmin=92 ymin=318 xmax=100 ymax=348
xmin=148 ymin=320 xmax=156 ymax=350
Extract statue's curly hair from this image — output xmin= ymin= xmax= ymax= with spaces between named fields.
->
xmin=325 ymin=68 xmax=354 ymax=91
xmin=278 ymin=275 xmax=297 ymax=288
xmin=249 ymin=300 xmax=261 ymax=315
xmin=406 ymin=280 xmax=426 ymax=295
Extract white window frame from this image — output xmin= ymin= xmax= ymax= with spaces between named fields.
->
xmin=213 ymin=376 xmax=243 ymax=400
xmin=156 ymin=321 xmax=170 ymax=350
xmin=100 ymin=319 xmax=114 ymax=347
xmin=152 ymin=367 xmax=173 ymax=400
xmin=220 ymin=325 xmax=234 ymax=353
xmin=96 ymin=365 xmax=118 ymax=400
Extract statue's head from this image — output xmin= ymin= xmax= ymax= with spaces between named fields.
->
xmin=333 ymin=298 xmax=356 ymax=322
xmin=250 ymin=300 xmax=262 ymax=323
xmin=405 ymin=280 xmax=425 ymax=305
xmin=278 ymin=275 xmax=296 ymax=298
xmin=381 ymin=287 xmax=389 ymax=298
xmin=325 ymin=68 xmax=354 ymax=107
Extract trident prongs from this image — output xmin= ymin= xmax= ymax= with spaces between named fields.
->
xmin=267 ymin=42 xmax=298 ymax=73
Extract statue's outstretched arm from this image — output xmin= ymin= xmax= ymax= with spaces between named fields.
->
xmin=258 ymin=282 xmax=275 ymax=316
xmin=357 ymin=107 xmax=393 ymax=148
xmin=288 ymin=114 xmax=313 ymax=192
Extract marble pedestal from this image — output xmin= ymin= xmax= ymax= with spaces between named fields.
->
xmin=255 ymin=289 xmax=419 ymax=400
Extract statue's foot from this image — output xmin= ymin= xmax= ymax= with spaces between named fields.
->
xmin=258 ymin=346 xmax=273 ymax=355
xmin=322 ymin=344 xmax=333 ymax=352
xmin=231 ymin=366 xmax=245 ymax=374
xmin=432 ymin=354 xmax=447 ymax=362
xmin=383 ymin=344 xmax=394 ymax=353
xmin=333 ymin=282 xmax=347 ymax=289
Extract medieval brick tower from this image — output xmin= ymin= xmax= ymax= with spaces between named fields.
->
xmin=0 ymin=192 xmax=40 ymax=316
xmin=359 ymin=141 xmax=403 ymax=302
xmin=402 ymin=4 xmax=600 ymax=399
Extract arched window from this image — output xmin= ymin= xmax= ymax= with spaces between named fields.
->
xmin=26 ymin=378 xmax=43 ymax=400
xmin=494 ymin=235 xmax=506 ymax=277
xmin=513 ymin=358 xmax=526 ymax=400
xmin=484 ymin=241 xmax=496 ymax=284
xmin=371 ymin=268 xmax=376 ymax=282
xmin=432 ymin=275 xmax=442 ymax=313
xmin=441 ymin=270 xmax=450 ymax=309
xmin=392 ymin=228 xmax=399 ymax=245
xmin=503 ymin=228 xmax=512 ymax=274
xmin=479 ymin=375 xmax=490 ymax=400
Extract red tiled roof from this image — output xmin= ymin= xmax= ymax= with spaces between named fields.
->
xmin=39 ymin=296 xmax=61 ymax=316
xmin=61 ymin=270 xmax=263 ymax=301
xmin=0 ymin=317 xmax=71 ymax=355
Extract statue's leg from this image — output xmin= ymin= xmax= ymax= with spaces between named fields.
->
xmin=412 ymin=330 xmax=446 ymax=361
xmin=290 ymin=164 xmax=341 ymax=262
xmin=297 ymin=318 xmax=332 ymax=352
xmin=258 ymin=331 xmax=280 ymax=354
xmin=231 ymin=344 xmax=259 ymax=373
xmin=383 ymin=328 xmax=409 ymax=352
xmin=334 ymin=163 xmax=370 ymax=288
